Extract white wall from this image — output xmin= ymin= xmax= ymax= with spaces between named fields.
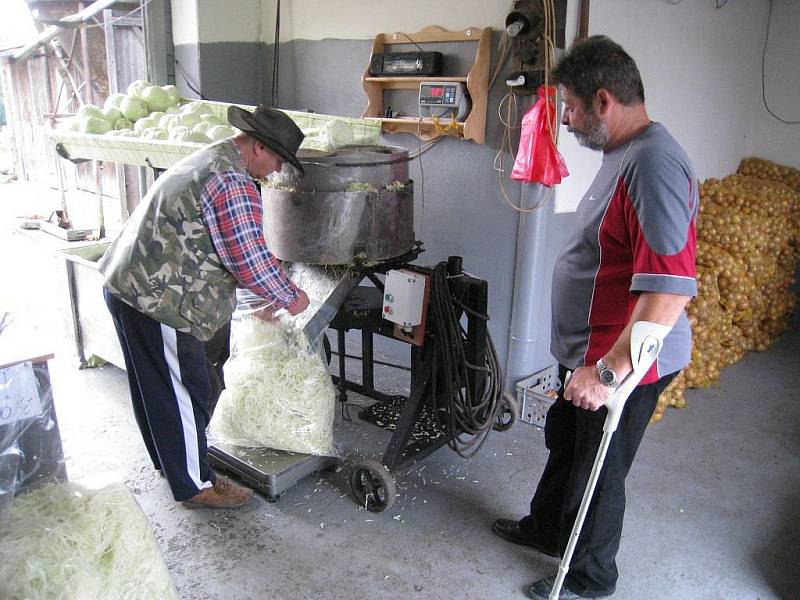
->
xmin=554 ymin=0 xmax=800 ymax=213
xmin=177 ymin=0 xmax=510 ymax=45
xmin=174 ymin=0 xmax=271 ymax=44
xmin=558 ymin=0 xmax=778 ymax=191
xmin=171 ymin=0 xmax=199 ymax=45
xmin=751 ymin=0 xmax=800 ymax=169
xmin=266 ymin=0 xmax=510 ymax=42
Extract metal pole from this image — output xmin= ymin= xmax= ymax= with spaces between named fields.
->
xmin=504 ymin=183 xmax=556 ymax=389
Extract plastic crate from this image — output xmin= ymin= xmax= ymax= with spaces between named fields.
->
xmin=516 ymin=365 xmax=561 ymax=428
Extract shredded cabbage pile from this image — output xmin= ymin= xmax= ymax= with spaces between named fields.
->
xmin=0 ymin=482 xmax=177 ymax=600
xmin=385 ymin=180 xmax=406 ymax=191
xmin=210 ymin=317 xmax=337 ymax=455
xmin=345 ymin=182 xmax=379 ymax=193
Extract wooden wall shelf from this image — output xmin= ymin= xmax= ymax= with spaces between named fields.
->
xmin=361 ymin=26 xmax=491 ymax=144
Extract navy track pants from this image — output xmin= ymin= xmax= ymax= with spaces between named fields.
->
xmin=104 ymin=289 xmax=215 ymax=501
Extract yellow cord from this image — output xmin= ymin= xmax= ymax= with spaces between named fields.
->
xmin=431 ymin=113 xmax=461 ymax=137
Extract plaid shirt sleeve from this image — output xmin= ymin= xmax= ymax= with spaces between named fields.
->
xmin=200 ymin=171 xmax=298 ymax=307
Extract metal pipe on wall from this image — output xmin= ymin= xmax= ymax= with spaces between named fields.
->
xmin=504 ymin=183 xmax=558 ymax=391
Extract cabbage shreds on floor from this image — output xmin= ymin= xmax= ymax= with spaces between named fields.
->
xmin=0 ymin=482 xmax=177 ymax=600
xmin=209 ymin=317 xmax=336 ymax=456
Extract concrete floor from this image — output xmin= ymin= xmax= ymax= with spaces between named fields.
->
xmin=2 ymin=179 xmax=799 ymax=599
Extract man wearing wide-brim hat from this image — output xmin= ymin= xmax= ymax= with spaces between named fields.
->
xmin=99 ymin=104 xmax=310 ymax=510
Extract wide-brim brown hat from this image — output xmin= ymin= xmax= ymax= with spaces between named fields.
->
xmin=228 ymin=105 xmax=305 ymax=174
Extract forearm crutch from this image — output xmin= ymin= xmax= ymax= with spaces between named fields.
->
xmin=549 ymin=321 xmax=672 ymax=600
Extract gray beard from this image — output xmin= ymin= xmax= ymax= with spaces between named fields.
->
xmin=569 ymin=111 xmax=608 ymax=151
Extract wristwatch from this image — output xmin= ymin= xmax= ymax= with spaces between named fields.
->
xmin=595 ymin=357 xmax=619 ymax=388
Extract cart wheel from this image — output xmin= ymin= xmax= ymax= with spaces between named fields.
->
xmin=349 ymin=459 xmax=396 ymax=512
xmin=493 ymin=392 xmax=519 ymax=432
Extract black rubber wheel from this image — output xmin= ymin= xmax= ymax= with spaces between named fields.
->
xmin=493 ymin=391 xmax=519 ymax=432
xmin=349 ymin=459 xmax=396 ymax=512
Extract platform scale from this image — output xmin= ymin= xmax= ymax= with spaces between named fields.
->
xmin=207 ymin=444 xmax=336 ymax=502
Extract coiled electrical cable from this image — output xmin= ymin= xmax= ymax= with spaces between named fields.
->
xmin=428 ymin=262 xmax=505 ymax=458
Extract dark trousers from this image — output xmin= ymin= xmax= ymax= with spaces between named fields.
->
xmin=520 ymin=366 xmax=677 ymax=596
xmin=204 ymin=320 xmax=231 ymax=418
xmin=104 ymin=289 xmax=215 ymax=501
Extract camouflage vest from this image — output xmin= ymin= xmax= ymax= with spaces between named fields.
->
xmin=98 ymin=141 xmax=247 ymax=342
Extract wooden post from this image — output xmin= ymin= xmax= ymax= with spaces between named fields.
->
xmin=94 ymin=160 xmax=105 ymax=239
xmin=103 ymin=9 xmax=129 ymax=221
xmin=578 ymin=0 xmax=590 ymax=42
xmin=103 ymin=10 xmax=118 ymax=93
xmin=79 ymin=2 xmax=93 ymax=105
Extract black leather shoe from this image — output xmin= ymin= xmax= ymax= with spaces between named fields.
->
xmin=528 ymin=576 xmax=614 ymax=600
xmin=491 ymin=519 xmax=559 ymax=557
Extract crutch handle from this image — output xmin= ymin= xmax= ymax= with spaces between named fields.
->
xmin=602 ymin=321 xmax=672 ymax=433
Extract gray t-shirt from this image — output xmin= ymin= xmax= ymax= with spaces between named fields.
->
xmin=550 ymin=122 xmax=698 ymax=384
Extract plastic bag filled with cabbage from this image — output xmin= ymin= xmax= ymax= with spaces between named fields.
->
xmin=0 ymin=481 xmax=177 ymax=600
xmin=209 ymin=268 xmax=348 ymax=456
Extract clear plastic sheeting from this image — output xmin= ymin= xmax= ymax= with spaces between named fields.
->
xmin=0 ymin=482 xmax=178 ymax=600
xmin=0 ymin=359 xmax=65 ymax=525
xmin=209 ymin=267 xmax=350 ymax=455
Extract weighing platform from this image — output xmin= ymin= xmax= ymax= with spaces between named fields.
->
xmin=208 ymin=443 xmax=336 ymax=502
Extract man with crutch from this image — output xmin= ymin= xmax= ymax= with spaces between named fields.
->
xmin=492 ymin=36 xmax=698 ymax=599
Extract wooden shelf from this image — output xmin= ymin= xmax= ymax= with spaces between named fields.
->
xmin=361 ymin=25 xmax=491 ymax=144
xmin=363 ymin=76 xmax=468 ymax=91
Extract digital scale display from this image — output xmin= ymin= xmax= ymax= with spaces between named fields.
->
xmin=419 ymin=82 xmax=460 ymax=107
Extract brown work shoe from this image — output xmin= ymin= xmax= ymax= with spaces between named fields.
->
xmin=181 ymin=477 xmax=254 ymax=509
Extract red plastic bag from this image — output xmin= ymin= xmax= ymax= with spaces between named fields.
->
xmin=511 ymin=85 xmax=569 ymax=186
